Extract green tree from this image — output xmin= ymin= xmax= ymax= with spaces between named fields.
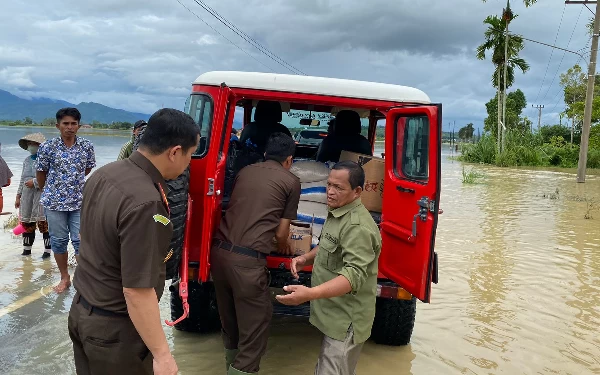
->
xmin=560 ymin=64 xmax=600 ymax=127
xmin=41 ymin=118 xmax=55 ymax=127
xmin=482 ymin=0 xmax=536 ymax=6
xmin=23 ymin=117 xmax=33 ymax=124
xmin=590 ymin=124 xmax=600 ymax=150
xmin=540 ymin=124 xmax=581 ymax=145
xmin=484 ymin=89 xmax=530 ymax=136
xmin=458 ymin=123 xmax=475 ymax=142
xmin=476 ymin=15 xmax=529 ymax=91
xmin=477 ymin=7 xmax=530 ymax=151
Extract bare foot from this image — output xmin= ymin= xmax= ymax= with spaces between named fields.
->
xmin=54 ymin=278 xmax=71 ymax=293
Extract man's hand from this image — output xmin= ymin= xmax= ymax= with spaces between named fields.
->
xmin=275 ymin=285 xmax=314 ymax=306
xmin=25 ymin=179 xmax=34 ymax=188
xmin=153 ymin=353 xmax=178 ymax=375
xmin=290 ymin=255 xmax=307 ymax=279
xmin=15 ymin=196 xmax=21 ymax=209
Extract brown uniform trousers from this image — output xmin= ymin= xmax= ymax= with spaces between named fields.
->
xmin=68 ymin=293 xmax=153 ymax=375
xmin=210 ymin=245 xmax=272 ymax=374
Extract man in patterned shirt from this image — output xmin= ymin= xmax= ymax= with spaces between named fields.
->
xmin=37 ymin=107 xmax=96 ymax=293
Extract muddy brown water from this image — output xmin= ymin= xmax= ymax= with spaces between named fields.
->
xmin=1 ymin=127 xmax=599 ymax=374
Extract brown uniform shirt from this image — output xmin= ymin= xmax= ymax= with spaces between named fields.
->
xmin=216 ymin=160 xmax=301 ymax=253
xmin=73 ymin=151 xmax=173 ymax=313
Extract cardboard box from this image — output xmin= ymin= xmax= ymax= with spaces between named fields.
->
xmin=339 ymin=151 xmax=384 ymax=213
xmin=288 ymin=221 xmax=312 ymax=256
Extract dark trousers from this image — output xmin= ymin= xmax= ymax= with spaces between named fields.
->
xmin=68 ymin=293 xmax=153 ymax=375
xmin=211 ymin=246 xmax=272 ymax=373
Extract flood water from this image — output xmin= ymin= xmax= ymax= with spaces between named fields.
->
xmin=1 ymin=126 xmax=599 ymax=374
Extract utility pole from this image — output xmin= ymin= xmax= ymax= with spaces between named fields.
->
xmin=566 ymin=0 xmax=600 ymax=183
xmin=532 ymin=104 xmax=544 ymax=132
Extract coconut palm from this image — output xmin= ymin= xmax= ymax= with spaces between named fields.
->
xmin=477 ymin=15 xmax=529 ymax=90
xmin=476 ymin=13 xmax=529 ymax=151
xmin=482 ymin=0 xmax=536 ymax=6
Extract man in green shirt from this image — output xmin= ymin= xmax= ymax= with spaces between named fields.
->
xmin=117 ymin=120 xmax=147 ymax=160
xmin=276 ymin=160 xmax=382 ymax=375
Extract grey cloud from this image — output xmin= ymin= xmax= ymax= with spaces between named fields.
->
xmin=0 ymin=0 xmax=592 ymax=129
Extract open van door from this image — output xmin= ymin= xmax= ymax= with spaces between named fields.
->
xmin=192 ymin=83 xmax=233 ymax=282
xmin=379 ymin=105 xmax=441 ymax=302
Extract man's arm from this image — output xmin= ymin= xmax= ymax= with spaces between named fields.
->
xmin=85 ymin=143 xmax=96 ymax=175
xmin=35 ymin=143 xmax=49 ymax=190
xmin=275 ymin=218 xmax=292 ymax=254
xmin=118 ymin=201 xmax=176 ymax=367
xmin=277 ymin=224 xmax=377 ymax=305
xmin=123 ymin=288 xmax=172 ymax=361
xmin=36 ymin=171 xmax=47 ymax=190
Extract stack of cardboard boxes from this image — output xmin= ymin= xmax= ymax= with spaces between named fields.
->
xmin=286 ymin=152 xmax=385 ymax=255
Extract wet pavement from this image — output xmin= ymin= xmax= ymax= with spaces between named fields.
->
xmin=1 ymin=127 xmax=599 ymax=374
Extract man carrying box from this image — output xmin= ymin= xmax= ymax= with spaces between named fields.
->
xmin=211 ymin=132 xmax=301 ymax=375
xmin=276 ymin=161 xmax=382 ymax=375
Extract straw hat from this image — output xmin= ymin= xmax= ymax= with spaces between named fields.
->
xmin=18 ymin=133 xmax=46 ymax=150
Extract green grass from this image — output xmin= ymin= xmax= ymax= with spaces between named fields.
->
xmin=462 ymin=167 xmax=484 ymax=184
xmin=459 ymin=130 xmax=600 ymax=169
xmin=3 ymin=214 xmax=19 ymax=230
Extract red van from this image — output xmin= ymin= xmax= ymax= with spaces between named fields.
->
xmin=166 ymin=71 xmax=441 ymax=346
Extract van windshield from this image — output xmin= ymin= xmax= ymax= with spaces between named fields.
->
xmin=295 ymin=129 xmax=329 ymax=145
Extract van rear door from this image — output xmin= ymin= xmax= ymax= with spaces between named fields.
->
xmin=379 ymin=105 xmax=441 ymax=303
xmin=186 ymin=84 xmax=233 ymax=282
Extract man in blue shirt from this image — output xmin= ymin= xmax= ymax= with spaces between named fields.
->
xmin=37 ymin=107 xmax=96 ymax=293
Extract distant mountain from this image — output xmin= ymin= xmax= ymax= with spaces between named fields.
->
xmin=0 ymin=89 xmax=150 ymax=124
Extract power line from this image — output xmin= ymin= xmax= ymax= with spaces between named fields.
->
xmin=174 ymin=0 xmax=277 ymax=72
xmin=585 ymin=3 xmax=595 ymax=14
xmin=194 ymin=0 xmax=306 ymax=75
xmin=550 ymin=37 xmax=592 ymax=112
xmin=540 ymin=6 xmax=584 ymax=105
xmin=190 ymin=0 xmax=306 ymax=75
xmin=532 ymin=3 xmax=567 ymax=110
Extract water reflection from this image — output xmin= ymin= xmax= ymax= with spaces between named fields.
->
xmin=0 ymin=140 xmax=599 ymax=374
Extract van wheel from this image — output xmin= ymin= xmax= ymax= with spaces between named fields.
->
xmin=165 ymin=168 xmax=190 ymax=280
xmin=170 ymin=280 xmax=221 ymax=333
xmin=371 ymin=297 xmax=416 ymax=346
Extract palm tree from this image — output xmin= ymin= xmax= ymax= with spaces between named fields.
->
xmin=482 ymin=0 xmax=536 ymax=6
xmin=476 ymin=13 xmax=529 ymax=151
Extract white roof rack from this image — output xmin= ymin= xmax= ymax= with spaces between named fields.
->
xmin=193 ymin=71 xmax=431 ymax=104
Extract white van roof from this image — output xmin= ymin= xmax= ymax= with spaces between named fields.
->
xmin=193 ymin=71 xmax=431 ymax=104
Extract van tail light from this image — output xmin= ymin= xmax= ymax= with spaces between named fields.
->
xmin=377 ymin=284 xmax=413 ymax=300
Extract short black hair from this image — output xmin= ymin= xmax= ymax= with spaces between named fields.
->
xmin=138 ymin=108 xmax=200 ymax=155
xmin=56 ymin=107 xmax=81 ymax=123
xmin=265 ymin=132 xmax=296 ymax=163
xmin=332 ymin=161 xmax=365 ymax=189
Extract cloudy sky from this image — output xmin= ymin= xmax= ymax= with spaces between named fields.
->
xmin=0 ymin=0 xmax=592 ymax=131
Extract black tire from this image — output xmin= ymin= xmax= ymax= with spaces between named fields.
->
xmin=165 ymin=168 xmax=190 ymax=280
xmin=170 ymin=281 xmax=221 ymax=333
xmin=371 ymin=297 xmax=417 ymax=346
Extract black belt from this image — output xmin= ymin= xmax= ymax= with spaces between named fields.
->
xmin=77 ymin=294 xmax=128 ymax=318
xmin=213 ymin=239 xmax=267 ymax=260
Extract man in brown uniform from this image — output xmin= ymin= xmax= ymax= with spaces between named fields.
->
xmin=68 ymin=108 xmax=199 ymax=375
xmin=211 ymin=132 xmax=301 ymax=375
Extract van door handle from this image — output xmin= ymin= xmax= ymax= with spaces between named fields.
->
xmin=397 ymin=186 xmax=415 ymax=194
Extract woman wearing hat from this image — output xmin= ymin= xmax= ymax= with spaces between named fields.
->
xmin=15 ymin=133 xmax=52 ymax=258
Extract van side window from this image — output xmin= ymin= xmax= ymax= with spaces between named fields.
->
xmin=186 ymin=94 xmax=214 ymax=157
xmin=394 ymin=116 xmax=429 ymax=181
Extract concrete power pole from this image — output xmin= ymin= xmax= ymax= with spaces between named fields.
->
xmin=532 ymin=104 xmax=544 ymax=132
xmin=567 ymin=0 xmax=600 ymax=183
